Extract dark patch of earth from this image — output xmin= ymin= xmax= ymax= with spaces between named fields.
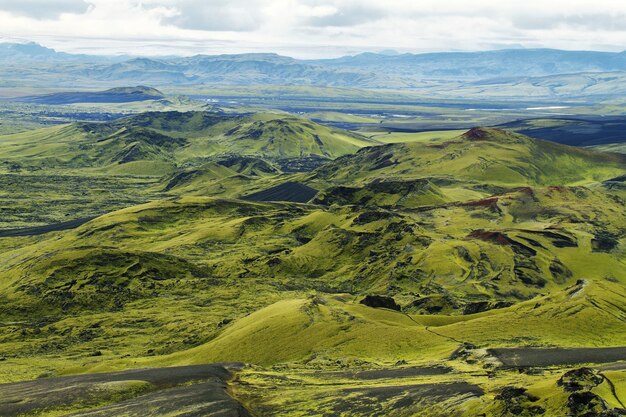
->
xmin=330 ymin=381 xmax=484 ymax=416
xmin=241 ymin=181 xmax=318 ymax=203
xmin=0 ymin=363 xmax=250 ymax=417
xmin=0 ymin=217 xmax=96 ymax=238
xmin=489 ymin=347 xmax=626 ymax=367
xmin=311 ymin=365 xmax=453 ymax=381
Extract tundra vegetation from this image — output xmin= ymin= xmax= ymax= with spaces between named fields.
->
xmin=0 ymin=45 xmax=625 ymax=417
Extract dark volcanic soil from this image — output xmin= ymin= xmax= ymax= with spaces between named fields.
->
xmin=0 ymin=364 xmax=250 ymax=417
xmin=0 ymin=216 xmax=95 ymax=237
xmin=353 ymin=366 xmax=452 ymax=380
xmin=71 ymin=381 xmax=251 ymax=417
xmin=242 ymin=181 xmax=318 ymax=203
xmin=489 ymin=347 xmax=626 ymax=367
xmin=314 ymin=365 xmax=453 ymax=381
xmin=330 ymin=382 xmax=484 ymax=415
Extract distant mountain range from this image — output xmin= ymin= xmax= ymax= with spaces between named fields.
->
xmin=2 ymin=42 xmax=626 ymax=96
xmin=0 ymin=41 xmax=122 ymax=62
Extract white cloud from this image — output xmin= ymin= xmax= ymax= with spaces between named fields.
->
xmin=0 ymin=0 xmax=90 ymax=19
xmin=161 ymin=0 xmax=265 ymax=31
xmin=1 ymin=0 xmax=626 ymax=57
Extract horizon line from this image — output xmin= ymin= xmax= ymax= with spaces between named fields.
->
xmin=1 ymin=39 xmax=626 ymax=60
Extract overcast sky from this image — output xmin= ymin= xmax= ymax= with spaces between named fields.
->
xmin=1 ymin=0 xmax=626 ymax=58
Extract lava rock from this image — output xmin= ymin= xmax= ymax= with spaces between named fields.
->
xmin=495 ymin=386 xmax=543 ymax=416
xmin=558 ymin=368 xmax=604 ymax=392
xmin=567 ymin=391 xmax=608 ymax=415
xmin=359 ymin=295 xmax=401 ymax=311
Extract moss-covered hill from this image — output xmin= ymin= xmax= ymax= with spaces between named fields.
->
xmin=0 ymin=117 xmax=624 ymax=416
xmin=313 ymin=127 xmax=626 ymax=188
xmin=0 ymin=111 xmax=376 ymax=175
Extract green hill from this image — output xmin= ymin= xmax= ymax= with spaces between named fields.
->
xmin=312 ymin=178 xmax=449 ymax=208
xmin=214 ymin=117 xmax=371 ymax=159
xmin=0 ymin=118 xmax=625 ymax=416
xmin=591 ymin=142 xmax=626 ymax=154
xmin=314 ymin=127 xmax=626 ymax=189
xmin=0 ymin=111 xmax=375 ymax=175
xmin=2 ymin=182 xmax=623 ymax=322
xmin=128 ymin=278 xmax=625 ymax=370
xmin=161 ymin=157 xmax=281 ymax=196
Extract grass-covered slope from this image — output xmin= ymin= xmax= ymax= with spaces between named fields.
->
xmin=161 ymin=156 xmax=282 ymax=196
xmin=591 ymin=142 xmax=626 ymax=154
xmin=206 ymin=116 xmax=373 ymax=159
xmin=1 ymin=185 xmax=623 ymax=341
xmin=314 ymin=127 xmax=626 ymax=188
xmin=0 ymin=123 xmax=176 ymax=175
xmin=0 ymin=111 xmax=375 ymax=175
xmin=312 ymin=178 xmax=449 ymax=207
xmin=0 ymin=115 xmax=625 ymax=416
xmin=162 ymin=297 xmax=457 ymax=367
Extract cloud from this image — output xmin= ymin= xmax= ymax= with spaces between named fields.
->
xmin=160 ymin=0 xmax=265 ymax=31
xmin=512 ymin=12 xmax=626 ymax=31
xmin=301 ymin=3 xmax=387 ymax=28
xmin=0 ymin=0 xmax=91 ymax=19
xmin=1 ymin=0 xmax=626 ymax=57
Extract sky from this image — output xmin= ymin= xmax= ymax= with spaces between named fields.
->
xmin=1 ymin=0 xmax=626 ymax=58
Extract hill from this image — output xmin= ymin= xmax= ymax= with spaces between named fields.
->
xmin=2 ymin=181 xmax=623 ymax=324
xmin=0 ymin=42 xmax=79 ymax=61
xmin=17 ymin=86 xmax=165 ymax=105
xmin=312 ymin=178 xmax=449 ymax=208
xmin=0 ymin=111 xmax=376 ymax=174
xmin=0 ymin=118 xmax=624 ymax=416
xmin=87 ymin=54 xmax=371 ymax=86
xmin=592 ymin=142 xmax=626 ymax=154
xmin=496 ymin=117 xmax=626 ymax=147
xmin=162 ymin=157 xmax=281 ymax=196
xmin=313 ymin=127 xmax=626 ymax=190
xmin=212 ymin=116 xmax=372 ymax=159
xmin=0 ymin=192 xmax=623 ymax=414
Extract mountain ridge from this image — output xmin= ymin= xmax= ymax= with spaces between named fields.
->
xmin=4 ymin=42 xmax=626 ymax=90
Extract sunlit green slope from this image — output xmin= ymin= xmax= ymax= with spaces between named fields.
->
xmin=0 ymin=111 xmax=376 ymax=175
xmin=313 ymin=127 xmax=626 ymax=188
xmin=0 ymin=116 xmax=624 ymax=416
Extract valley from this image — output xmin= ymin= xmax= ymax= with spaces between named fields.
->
xmin=0 ymin=105 xmax=624 ymax=416
xmin=0 ymin=41 xmax=624 ymax=417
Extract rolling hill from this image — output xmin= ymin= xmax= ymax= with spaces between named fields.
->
xmin=0 ymin=111 xmax=376 ymax=174
xmin=161 ymin=157 xmax=282 ymax=196
xmin=313 ymin=127 xmax=626 ymax=189
xmin=0 ymin=107 xmax=625 ymax=416
xmin=0 ymin=189 xmax=624 ymax=415
xmin=592 ymin=142 xmax=626 ymax=154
